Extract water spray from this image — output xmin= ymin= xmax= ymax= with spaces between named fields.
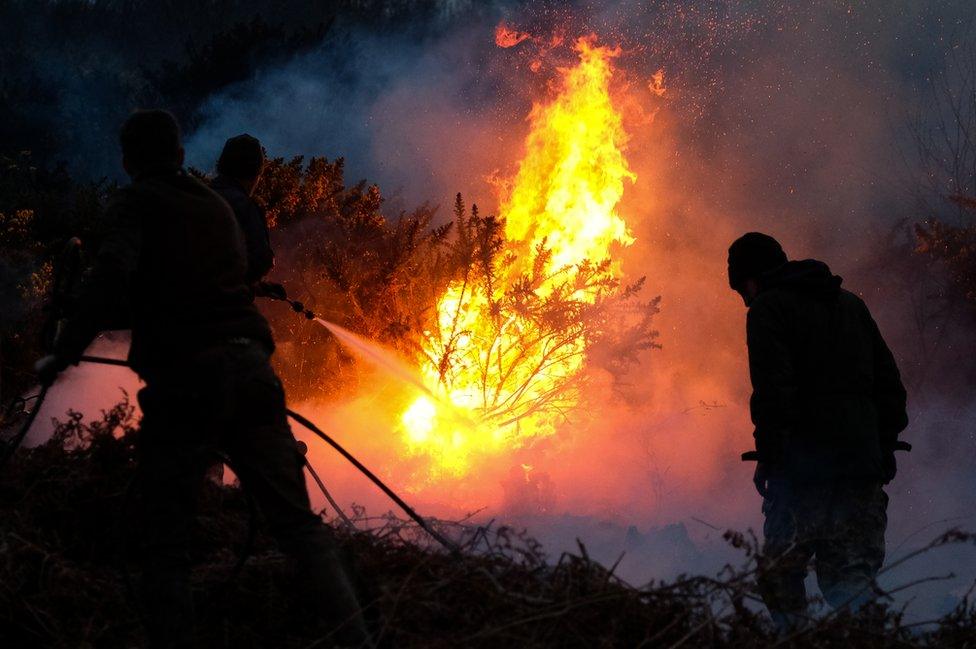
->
xmin=263 ymin=293 xmax=443 ymax=400
xmin=258 ymin=290 xmax=475 ymax=552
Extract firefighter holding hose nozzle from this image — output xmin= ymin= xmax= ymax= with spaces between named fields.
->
xmin=728 ymin=232 xmax=909 ymax=632
xmin=209 ymin=132 xmax=287 ymax=302
xmin=35 ymin=110 xmax=370 ymax=649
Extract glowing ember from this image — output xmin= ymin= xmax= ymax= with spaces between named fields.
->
xmin=649 ymin=69 xmax=667 ymax=97
xmin=401 ymin=36 xmax=636 ymax=478
xmin=495 ymin=21 xmax=532 ymax=48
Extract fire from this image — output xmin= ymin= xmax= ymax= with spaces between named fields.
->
xmin=495 ymin=21 xmax=532 ymax=49
xmin=649 ymin=69 xmax=666 ymax=97
xmin=400 ymin=36 xmax=635 ymax=479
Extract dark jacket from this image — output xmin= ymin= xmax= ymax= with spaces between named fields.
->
xmin=746 ymin=259 xmax=908 ymax=483
xmin=211 ymin=175 xmax=274 ymax=284
xmin=56 ymin=171 xmax=273 ymax=375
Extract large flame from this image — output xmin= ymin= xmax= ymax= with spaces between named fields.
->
xmin=401 ymin=36 xmax=635 ymax=479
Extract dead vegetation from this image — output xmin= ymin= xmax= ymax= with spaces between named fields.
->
xmin=1 ymin=403 xmax=974 ymax=649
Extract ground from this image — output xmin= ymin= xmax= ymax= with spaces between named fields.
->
xmin=1 ymin=402 xmax=974 ymax=648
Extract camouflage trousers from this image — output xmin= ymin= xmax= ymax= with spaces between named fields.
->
xmin=757 ymin=479 xmax=887 ymax=624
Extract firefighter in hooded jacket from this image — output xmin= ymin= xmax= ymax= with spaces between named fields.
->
xmin=727 ymin=232 xmax=908 ymax=630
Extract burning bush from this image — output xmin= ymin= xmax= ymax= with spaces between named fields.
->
xmin=246 ymin=154 xmax=455 ymax=401
xmin=233 ymin=38 xmax=662 ymax=488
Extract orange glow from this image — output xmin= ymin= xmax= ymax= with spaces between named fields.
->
xmin=399 ymin=36 xmax=635 ymax=479
xmin=495 ymin=21 xmax=532 ymax=48
xmin=649 ymin=69 xmax=666 ymax=96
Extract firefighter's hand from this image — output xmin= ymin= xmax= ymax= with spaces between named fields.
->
xmin=753 ymin=462 xmax=771 ymax=498
xmin=34 ymin=354 xmax=69 ymax=387
xmin=255 ymin=281 xmax=287 ymax=300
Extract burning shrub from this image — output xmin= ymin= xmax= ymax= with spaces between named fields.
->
xmin=234 ymin=37 xmax=663 ymax=488
xmin=397 ymin=37 xmax=660 ymax=479
xmin=247 ymin=154 xmax=454 ymax=401
xmin=402 ymin=194 xmax=660 ymax=476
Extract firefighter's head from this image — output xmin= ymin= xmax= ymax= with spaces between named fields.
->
xmin=119 ymin=109 xmax=184 ymax=179
xmin=217 ymin=134 xmax=265 ymax=196
xmin=728 ymin=232 xmax=788 ymax=306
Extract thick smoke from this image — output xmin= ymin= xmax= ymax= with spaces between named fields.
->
xmin=184 ymin=15 xmax=531 ymax=209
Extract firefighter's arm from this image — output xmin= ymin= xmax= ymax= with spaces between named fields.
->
xmin=746 ymin=296 xmax=797 ymax=465
xmin=44 ymin=192 xmax=143 ymax=377
xmin=865 ymin=307 xmax=908 ymax=446
xmin=240 ymin=201 xmax=274 ymax=283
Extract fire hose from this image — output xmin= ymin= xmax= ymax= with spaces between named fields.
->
xmin=1 ymin=235 xmax=457 ymax=553
xmin=0 ymin=386 xmax=50 ymax=468
xmin=4 ymin=351 xmax=457 ymax=554
xmin=255 ymin=291 xmax=459 ymax=551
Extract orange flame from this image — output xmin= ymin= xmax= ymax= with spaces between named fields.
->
xmin=401 ymin=36 xmax=635 ymax=479
xmin=649 ymin=69 xmax=666 ymax=97
xmin=495 ymin=21 xmax=532 ymax=48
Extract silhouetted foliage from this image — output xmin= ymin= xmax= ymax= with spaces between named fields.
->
xmin=245 ymin=156 xmax=455 ymax=400
xmin=0 ymin=154 xmax=110 ymax=401
xmin=902 ymin=39 xmax=976 ymax=389
xmin=915 ymin=195 xmax=976 ymax=310
xmin=2 ymin=406 xmax=975 ymax=648
xmin=910 ymin=40 xmax=976 ymax=310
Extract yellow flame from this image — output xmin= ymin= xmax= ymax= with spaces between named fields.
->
xmin=401 ymin=36 xmax=635 ymax=478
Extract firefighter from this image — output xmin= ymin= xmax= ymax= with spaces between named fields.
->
xmin=210 ymin=133 xmax=285 ymax=300
xmin=35 ymin=110 xmax=370 ymax=648
xmin=727 ymin=232 xmax=908 ymax=630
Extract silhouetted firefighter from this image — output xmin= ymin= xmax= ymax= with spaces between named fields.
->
xmin=35 ymin=110 xmax=370 ymax=648
xmin=210 ymin=133 xmax=286 ymax=300
xmin=728 ymin=232 xmax=909 ymax=631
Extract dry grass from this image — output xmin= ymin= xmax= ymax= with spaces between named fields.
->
xmin=1 ymin=402 xmax=974 ymax=648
